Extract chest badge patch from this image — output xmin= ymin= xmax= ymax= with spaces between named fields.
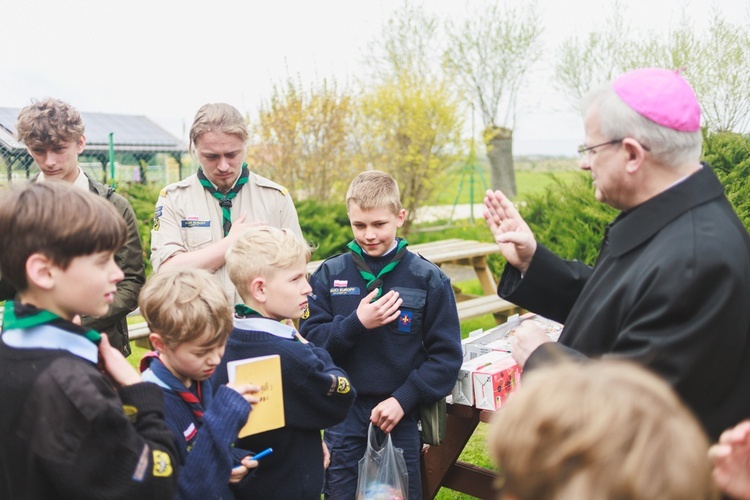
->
xmin=333 ymin=280 xmax=348 ymax=287
xmin=397 ymin=311 xmax=413 ymax=332
xmin=330 ymin=286 xmax=360 ymax=296
xmin=181 ymin=220 xmax=210 ymax=228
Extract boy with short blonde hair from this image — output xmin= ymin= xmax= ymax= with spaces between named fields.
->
xmin=300 ymin=170 xmax=463 ymax=500
xmin=212 ymin=225 xmax=355 ymax=499
xmin=138 ymin=268 xmax=260 ymax=499
xmin=226 ymin=226 xmax=312 ymax=302
xmin=0 ymin=182 xmax=177 ymax=499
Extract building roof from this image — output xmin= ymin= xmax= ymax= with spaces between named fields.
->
xmin=0 ymin=107 xmax=186 ymax=154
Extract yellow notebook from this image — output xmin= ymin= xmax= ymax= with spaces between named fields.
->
xmin=227 ymin=354 xmax=285 ymax=438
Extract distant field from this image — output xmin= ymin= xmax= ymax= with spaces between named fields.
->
xmin=431 ymin=156 xmax=581 ymax=205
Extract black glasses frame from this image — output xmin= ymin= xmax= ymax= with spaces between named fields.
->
xmin=577 ymin=139 xmax=623 ymax=157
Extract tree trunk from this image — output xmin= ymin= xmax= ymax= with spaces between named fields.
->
xmin=484 ymin=126 xmax=516 ymax=196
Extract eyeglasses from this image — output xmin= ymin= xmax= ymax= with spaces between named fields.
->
xmin=577 ymin=139 xmax=623 ymax=159
xmin=577 ymin=139 xmax=651 ymax=159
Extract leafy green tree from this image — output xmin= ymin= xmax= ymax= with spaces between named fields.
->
xmin=359 ymin=3 xmax=465 ymax=236
xmin=355 ymin=75 xmax=464 ymax=236
xmin=445 ymin=1 xmax=544 ymax=196
xmin=247 ymin=77 xmax=356 ymax=201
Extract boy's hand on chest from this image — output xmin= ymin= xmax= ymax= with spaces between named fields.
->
xmin=356 ymin=289 xmax=403 ymax=330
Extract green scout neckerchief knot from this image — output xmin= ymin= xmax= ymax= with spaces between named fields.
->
xmin=347 ymin=238 xmax=408 ymax=301
xmin=2 ymin=301 xmax=102 ymax=345
xmin=198 ymin=164 xmax=250 ymax=237
xmin=235 ymin=304 xmax=263 ymax=318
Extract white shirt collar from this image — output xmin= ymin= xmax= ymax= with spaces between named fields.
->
xmin=233 ymin=316 xmax=296 ymax=340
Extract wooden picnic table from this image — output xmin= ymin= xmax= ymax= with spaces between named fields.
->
xmin=421 ymin=403 xmax=501 ymax=499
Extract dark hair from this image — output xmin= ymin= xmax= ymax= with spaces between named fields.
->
xmin=0 ymin=182 xmax=126 ymax=291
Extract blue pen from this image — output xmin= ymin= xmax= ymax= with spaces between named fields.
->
xmin=252 ymin=447 xmax=273 ymax=461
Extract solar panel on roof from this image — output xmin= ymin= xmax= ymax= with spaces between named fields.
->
xmin=0 ymin=108 xmax=186 ymax=152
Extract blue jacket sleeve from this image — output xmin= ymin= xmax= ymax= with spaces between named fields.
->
xmin=281 ymin=343 xmax=356 ymax=430
xmin=175 ymin=386 xmax=251 ymax=500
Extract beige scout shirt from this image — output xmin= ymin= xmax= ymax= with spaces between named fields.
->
xmin=150 ymin=171 xmax=303 ymax=304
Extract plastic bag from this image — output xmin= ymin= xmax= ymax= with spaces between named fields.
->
xmin=356 ymin=423 xmax=409 ymax=500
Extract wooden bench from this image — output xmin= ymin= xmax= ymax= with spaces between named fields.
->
xmin=128 ymin=321 xmax=152 ymax=349
xmin=455 ymin=294 xmax=521 ymax=323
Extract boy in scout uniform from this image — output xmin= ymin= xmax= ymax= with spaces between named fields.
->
xmin=150 ymin=103 xmax=302 ymax=304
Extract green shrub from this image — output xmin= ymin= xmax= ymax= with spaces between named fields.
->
xmin=520 ymin=173 xmax=616 ymax=266
xmin=118 ymin=183 xmax=161 ymax=275
xmin=296 ymin=199 xmax=352 ymax=260
xmin=702 ymin=130 xmax=750 ymax=231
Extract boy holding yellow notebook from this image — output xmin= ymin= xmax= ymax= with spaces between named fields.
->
xmin=138 ymin=268 xmax=261 ymax=499
xmin=212 ymin=226 xmax=355 ymax=499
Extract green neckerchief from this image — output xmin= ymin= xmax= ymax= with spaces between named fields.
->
xmin=347 ymin=238 xmax=408 ymax=300
xmin=235 ymin=304 xmax=263 ymax=318
xmin=2 ymin=301 xmax=102 ymax=344
xmin=197 ymin=164 xmax=250 ymax=237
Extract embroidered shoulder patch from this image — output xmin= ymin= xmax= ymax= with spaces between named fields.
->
xmin=122 ymin=404 xmax=138 ymax=423
xmin=336 ymin=376 xmax=351 ymax=394
xmin=152 ymin=450 xmax=173 ymax=477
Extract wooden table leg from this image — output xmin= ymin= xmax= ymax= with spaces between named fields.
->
xmin=472 ymin=256 xmax=497 ymax=296
xmin=421 ymin=404 xmax=501 ymax=499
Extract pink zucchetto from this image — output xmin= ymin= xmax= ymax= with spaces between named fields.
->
xmin=612 ymin=68 xmax=701 ymax=132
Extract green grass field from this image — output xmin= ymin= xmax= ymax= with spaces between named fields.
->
xmin=431 ymin=156 xmax=580 ymax=206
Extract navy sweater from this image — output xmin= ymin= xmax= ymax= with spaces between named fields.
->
xmin=211 ymin=317 xmax=355 ymax=500
xmin=300 ymin=249 xmax=463 ymax=414
xmin=142 ymin=356 xmax=251 ymax=500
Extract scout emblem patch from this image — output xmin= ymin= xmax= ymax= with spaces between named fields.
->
xmin=336 ymin=376 xmax=351 ymax=394
xmin=152 ymin=450 xmax=173 ymax=477
xmin=397 ymin=311 xmax=413 ymax=332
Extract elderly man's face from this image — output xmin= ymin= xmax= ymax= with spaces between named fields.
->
xmin=580 ymin=112 xmax=630 ymax=211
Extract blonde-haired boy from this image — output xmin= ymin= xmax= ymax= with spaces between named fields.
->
xmin=0 ymin=182 xmax=176 ymax=498
xmin=138 ymin=268 xmax=260 ymax=499
xmin=212 ymin=226 xmax=355 ymax=499
xmin=300 ymin=170 xmax=463 ymax=499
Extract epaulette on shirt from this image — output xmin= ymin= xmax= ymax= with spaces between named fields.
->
xmin=159 ymin=177 xmax=194 ymax=197
xmin=253 ymin=173 xmax=289 ymax=196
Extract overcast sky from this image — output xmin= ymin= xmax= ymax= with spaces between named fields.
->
xmin=2 ymin=0 xmax=747 ymax=156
